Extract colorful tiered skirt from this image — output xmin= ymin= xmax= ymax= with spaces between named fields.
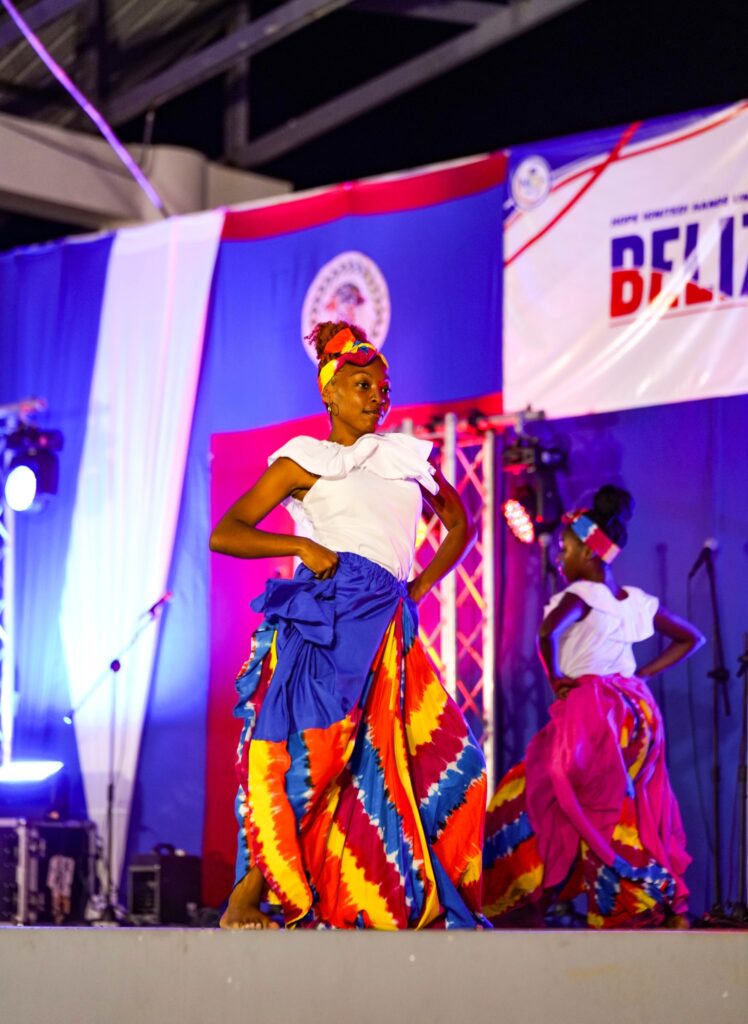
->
xmin=233 ymin=552 xmax=488 ymax=929
xmin=483 ymin=674 xmax=690 ymax=928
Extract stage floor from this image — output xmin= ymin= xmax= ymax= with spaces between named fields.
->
xmin=1 ymin=926 xmax=746 ymax=1024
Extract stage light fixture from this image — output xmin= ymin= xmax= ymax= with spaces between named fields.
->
xmin=0 ymin=760 xmax=63 ymax=783
xmin=503 ymin=489 xmax=537 ymax=545
xmin=2 ymin=425 xmax=63 ymax=513
xmin=501 ymin=436 xmax=567 ymax=545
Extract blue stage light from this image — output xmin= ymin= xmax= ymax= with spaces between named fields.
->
xmin=0 ymin=760 xmax=64 ymax=783
xmin=2 ymin=426 xmax=63 ymax=513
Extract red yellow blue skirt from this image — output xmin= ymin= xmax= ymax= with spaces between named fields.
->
xmin=483 ymin=674 xmax=691 ymax=928
xmin=233 ymin=552 xmax=488 ymax=929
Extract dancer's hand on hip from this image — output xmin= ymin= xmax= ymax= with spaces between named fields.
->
xmin=407 ymin=576 xmax=430 ymax=605
xmin=550 ymin=675 xmax=578 ymax=700
xmin=298 ymin=538 xmax=339 ymax=579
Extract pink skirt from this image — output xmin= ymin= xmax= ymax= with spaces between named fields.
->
xmin=483 ymin=674 xmax=690 ymax=927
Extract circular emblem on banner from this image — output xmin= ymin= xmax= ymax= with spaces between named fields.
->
xmin=301 ymin=251 xmax=390 ymax=362
xmin=511 ymin=155 xmax=552 ymax=211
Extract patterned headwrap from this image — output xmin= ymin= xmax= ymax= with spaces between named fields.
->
xmin=562 ymin=509 xmax=621 ymax=563
xmin=317 ymin=327 xmax=388 ymax=392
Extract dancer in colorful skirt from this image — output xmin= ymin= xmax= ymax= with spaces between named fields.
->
xmin=483 ymin=485 xmax=704 ymax=928
xmin=210 ymin=321 xmax=488 ymax=930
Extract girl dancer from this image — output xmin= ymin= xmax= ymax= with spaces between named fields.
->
xmin=483 ymin=485 xmax=704 ymax=928
xmin=211 ymin=322 xmax=488 ymax=930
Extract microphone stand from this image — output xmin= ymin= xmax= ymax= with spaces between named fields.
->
xmin=63 ymin=599 xmax=170 ymax=924
xmin=732 ymin=633 xmax=748 ymax=924
xmin=694 ymin=548 xmax=732 ymax=926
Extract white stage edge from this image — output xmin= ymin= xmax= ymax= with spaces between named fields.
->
xmin=1 ymin=927 xmax=746 ymax=1024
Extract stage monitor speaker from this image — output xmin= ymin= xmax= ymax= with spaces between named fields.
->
xmin=127 ymin=845 xmax=201 ymax=925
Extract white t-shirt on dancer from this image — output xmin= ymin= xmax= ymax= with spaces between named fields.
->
xmin=545 ymin=580 xmax=659 ymax=679
xmin=268 ymin=433 xmax=438 ymax=581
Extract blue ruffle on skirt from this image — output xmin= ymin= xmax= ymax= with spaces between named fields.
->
xmin=245 ymin=553 xmax=409 ymax=742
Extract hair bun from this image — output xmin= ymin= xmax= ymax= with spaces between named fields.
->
xmin=590 ymin=484 xmax=634 ymax=547
xmin=306 ymin=321 xmax=369 ymax=364
xmin=592 ymin=484 xmax=634 ymax=523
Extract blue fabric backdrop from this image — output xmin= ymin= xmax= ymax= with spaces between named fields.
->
xmin=497 ymin=393 xmax=748 ymax=915
xmin=0 ymin=236 xmax=113 ymax=815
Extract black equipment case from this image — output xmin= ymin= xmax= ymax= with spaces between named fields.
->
xmin=127 ymin=844 xmax=201 ymax=925
xmin=0 ymin=818 xmax=98 ymax=924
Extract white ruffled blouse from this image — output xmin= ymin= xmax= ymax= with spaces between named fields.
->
xmin=268 ymin=432 xmax=438 ymax=581
xmin=545 ymin=580 xmax=659 ymax=679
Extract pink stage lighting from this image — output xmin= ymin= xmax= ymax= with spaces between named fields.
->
xmin=503 ymin=497 xmax=536 ymax=544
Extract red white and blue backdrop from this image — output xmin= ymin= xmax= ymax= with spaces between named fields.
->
xmin=1 ymin=102 xmax=746 ymax=915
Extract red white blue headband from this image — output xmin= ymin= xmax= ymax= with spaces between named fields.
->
xmin=562 ymin=509 xmax=621 ymax=564
xmin=317 ymin=327 xmax=388 ymax=392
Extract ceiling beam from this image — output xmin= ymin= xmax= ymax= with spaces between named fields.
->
xmin=0 ymin=76 xmax=53 ymax=97
xmin=0 ymin=2 xmax=228 ymax=126
xmin=223 ymin=0 xmax=251 ymax=162
xmin=105 ymin=13 xmax=226 ymax=102
xmin=107 ymin=0 xmax=228 ymax=65
xmin=0 ymin=0 xmax=86 ymax=50
xmin=105 ymin=0 xmax=357 ymax=126
xmin=354 ymin=1 xmax=502 ymax=25
xmin=234 ymin=0 xmax=590 ymax=167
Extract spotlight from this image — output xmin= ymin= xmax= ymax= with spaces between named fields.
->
xmin=501 ymin=436 xmax=566 ymax=544
xmin=0 ymin=760 xmax=63 ymax=783
xmin=503 ymin=489 xmax=537 ymax=545
xmin=2 ymin=426 xmax=63 ymax=513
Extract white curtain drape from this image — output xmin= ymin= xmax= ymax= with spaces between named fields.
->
xmin=60 ymin=211 xmax=223 ymax=896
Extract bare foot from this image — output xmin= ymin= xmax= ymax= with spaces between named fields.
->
xmin=220 ymin=866 xmax=280 ymax=930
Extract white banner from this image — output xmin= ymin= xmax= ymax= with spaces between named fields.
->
xmin=59 ymin=211 xmax=223 ymax=895
xmin=504 ymin=102 xmax=748 ymax=417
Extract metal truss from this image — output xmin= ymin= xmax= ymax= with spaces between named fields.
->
xmin=0 ymin=501 xmax=14 ymax=767
xmin=405 ymin=407 xmax=550 ymax=786
xmin=234 ymin=0 xmax=590 ymax=168
xmin=0 ymin=0 xmax=591 ymax=165
xmin=357 ymin=2 xmax=503 ymax=25
xmin=406 ymin=412 xmax=497 ymax=783
xmin=0 ymin=397 xmax=43 ymax=768
xmin=105 ymin=0 xmax=358 ymax=127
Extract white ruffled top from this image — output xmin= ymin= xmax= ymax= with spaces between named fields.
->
xmin=268 ymin=432 xmax=437 ymax=581
xmin=545 ymin=580 xmax=659 ymax=679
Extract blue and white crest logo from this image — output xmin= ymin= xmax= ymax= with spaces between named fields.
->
xmin=301 ymin=251 xmax=391 ymax=362
xmin=511 ymin=156 xmax=552 ymax=211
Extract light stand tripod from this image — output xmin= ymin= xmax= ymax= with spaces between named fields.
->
xmin=692 ymin=547 xmax=733 ymax=926
xmin=64 ymin=593 xmax=171 ymax=923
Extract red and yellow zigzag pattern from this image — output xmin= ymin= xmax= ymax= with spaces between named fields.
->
xmin=238 ymin=600 xmax=487 ymax=929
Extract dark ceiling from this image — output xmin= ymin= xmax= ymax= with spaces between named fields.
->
xmin=1 ymin=0 xmax=746 ymax=251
